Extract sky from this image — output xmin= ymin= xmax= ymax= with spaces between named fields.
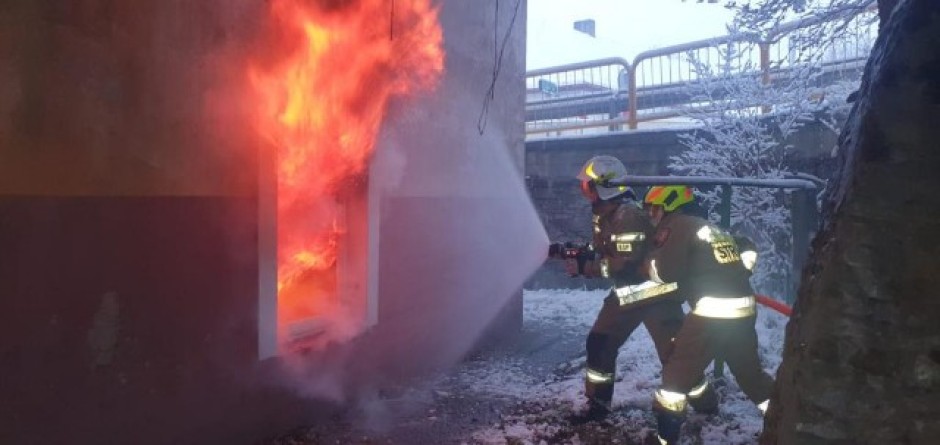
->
xmin=527 ymin=0 xmax=737 ymax=70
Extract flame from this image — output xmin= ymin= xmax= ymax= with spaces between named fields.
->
xmin=251 ymin=0 xmax=444 ymax=327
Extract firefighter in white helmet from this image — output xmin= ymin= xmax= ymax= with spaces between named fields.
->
xmin=559 ymin=157 xmax=714 ymax=422
xmin=642 ymin=185 xmax=774 ymax=445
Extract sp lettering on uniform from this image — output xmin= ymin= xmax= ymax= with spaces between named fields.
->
xmin=654 ymin=228 xmax=671 ymax=247
xmin=711 ymin=240 xmax=741 ymax=263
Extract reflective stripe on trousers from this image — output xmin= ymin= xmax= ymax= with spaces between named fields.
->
xmin=586 ymin=368 xmax=614 ymax=384
xmin=692 ymin=296 xmax=756 ymax=318
xmin=687 ymin=379 xmax=709 ymax=398
xmin=654 ymin=388 xmax=687 ymax=413
xmin=654 ymin=379 xmax=711 ymax=413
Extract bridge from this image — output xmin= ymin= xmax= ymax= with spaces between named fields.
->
xmin=525 ymin=3 xmax=878 ymax=138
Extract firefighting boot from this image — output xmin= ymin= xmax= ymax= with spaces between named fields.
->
xmin=568 ymin=398 xmax=612 ymax=425
xmin=653 ymin=404 xmax=684 ymax=445
xmin=687 ymin=379 xmax=719 ymax=415
xmin=573 ymin=369 xmax=614 ymax=424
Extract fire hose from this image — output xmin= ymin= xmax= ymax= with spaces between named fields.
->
xmin=711 ymin=294 xmax=791 ymax=378
xmin=755 ymin=294 xmax=792 ymax=317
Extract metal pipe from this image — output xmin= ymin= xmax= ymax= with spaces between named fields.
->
xmin=525 ymin=117 xmax=630 ymax=135
xmin=628 ymin=67 xmax=638 ymax=129
xmin=760 ymin=42 xmax=771 ymax=114
xmin=526 ymin=57 xmax=631 ymax=77
xmin=608 ymin=175 xmax=818 ymax=190
xmin=632 ymin=33 xmax=762 ymax=68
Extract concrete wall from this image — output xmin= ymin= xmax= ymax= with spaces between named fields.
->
xmin=0 ymin=2 xmax=330 ymax=444
xmin=525 ymin=120 xmax=839 ymax=289
xmin=0 ymin=198 xmax=327 ymax=445
xmin=362 ymin=0 xmax=532 ymax=373
xmin=0 ymin=1 xmax=529 ymax=444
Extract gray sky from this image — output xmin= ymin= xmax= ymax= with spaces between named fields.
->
xmin=527 ymin=0 xmax=736 ymax=69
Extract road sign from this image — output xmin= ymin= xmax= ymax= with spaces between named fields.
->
xmin=538 ymin=79 xmax=558 ymax=95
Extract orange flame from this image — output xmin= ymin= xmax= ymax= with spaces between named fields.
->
xmin=251 ymin=0 xmax=444 ymax=326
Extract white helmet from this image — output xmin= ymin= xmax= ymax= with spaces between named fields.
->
xmin=577 ymin=155 xmax=632 ymax=201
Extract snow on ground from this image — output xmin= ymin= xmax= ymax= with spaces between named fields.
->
xmin=264 ymin=289 xmax=789 ymax=445
xmin=454 ymin=289 xmax=789 ymax=445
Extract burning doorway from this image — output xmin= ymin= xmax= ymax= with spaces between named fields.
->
xmin=252 ymin=0 xmax=444 ymax=357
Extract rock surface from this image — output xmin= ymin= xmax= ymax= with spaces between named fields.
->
xmin=761 ymin=0 xmax=940 ymax=443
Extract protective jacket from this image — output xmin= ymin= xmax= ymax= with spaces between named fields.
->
xmin=645 ymin=212 xmax=753 ymax=312
xmin=590 ymin=199 xmax=682 ymax=308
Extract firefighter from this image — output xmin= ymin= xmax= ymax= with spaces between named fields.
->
xmin=641 ymin=185 xmax=774 ymax=445
xmin=563 ymin=157 xmax=714 ymax=423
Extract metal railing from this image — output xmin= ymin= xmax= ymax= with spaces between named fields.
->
xmin=526 ymin=57 xmax=632 ymax=134
xmin=525 ymin=1 xmax=878 ymax=137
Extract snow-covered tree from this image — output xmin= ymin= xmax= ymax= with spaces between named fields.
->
xmin=727 ymin=0 xmax=875 ymax=32
xmin=668 ymin=3 xmax=873 ymax=296
xmin=670 ymin=40 xmax=797 ymax=296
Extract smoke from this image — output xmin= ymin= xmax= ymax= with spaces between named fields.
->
xmin=265 ymin=3 xmax=546 ymax=433
xmin=275 ymin=56 xmax=549 ymax=429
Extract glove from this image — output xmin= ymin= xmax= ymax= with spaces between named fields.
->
xmin=583 ymin=259 xmax=601 ymax=278
xmin=566 ymin=258 xmax=597 ymax=278
xmin=564 ymin=258 xmax=580 ymax=277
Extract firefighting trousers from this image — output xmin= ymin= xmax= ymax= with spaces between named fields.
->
xmin=584 ymin=294 xmax=685 ymax=406
xmin=659 ymin=313 xmax=774 ymax=410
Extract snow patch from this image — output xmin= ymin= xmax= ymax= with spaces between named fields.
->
xmin=457 ymin=289 xmax=788 ymax=445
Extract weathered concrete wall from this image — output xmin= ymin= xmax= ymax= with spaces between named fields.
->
xmin=762 ymin=0 xmax=940 ymax=443
xmin=346 ymin=0 xmax=533 ymax=379
xmin=0 ymin=1 xmax=529 ymax=444
xmin=0 ymin=198 xmax=329 ymax=445
xmin=525 ymin=120 xmax=839 ymax=289
xmin=0 ymin=0 xmax=261 ymax=197
xmin=0 ymin=2 xmax=322 ymax=444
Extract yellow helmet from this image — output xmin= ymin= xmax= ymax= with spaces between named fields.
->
xmin=644 ymin=185 xmax=694 ymax=212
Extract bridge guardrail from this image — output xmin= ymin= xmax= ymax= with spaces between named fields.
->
xmin=525 ymin=1 xmax=878 ymax=137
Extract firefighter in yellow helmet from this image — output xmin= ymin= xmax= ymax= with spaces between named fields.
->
xmin=642 ymin=185 xmax=774 ymax=445
xmin=562 ymin=159 xmax=712 ymax=423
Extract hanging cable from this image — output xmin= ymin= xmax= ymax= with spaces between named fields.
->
xmin=477 ymin=0 xmax=523 ymax=135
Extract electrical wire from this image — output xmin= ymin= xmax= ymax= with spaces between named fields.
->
xmin=477 ymin=0 xmax=524 ymax=135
